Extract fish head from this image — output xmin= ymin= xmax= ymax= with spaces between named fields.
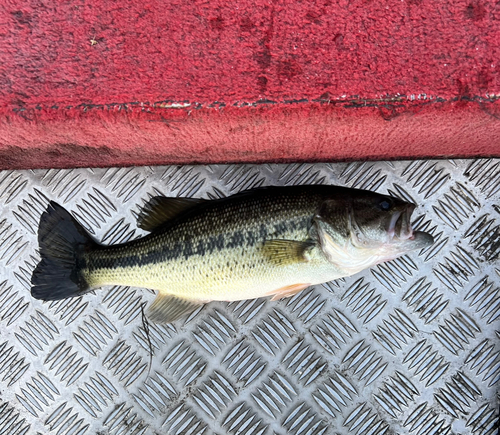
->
xmin=314 ymin=190 xmax=434 ymax=273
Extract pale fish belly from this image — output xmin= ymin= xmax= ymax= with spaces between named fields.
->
xmin=85 ymin=245 xmax=345 ymax=302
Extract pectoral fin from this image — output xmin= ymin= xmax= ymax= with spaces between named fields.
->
xmin=262 ymin=240 xmax=315 ymax=266
xmin=138 ymin=196 xmax=206 ymax=232
xmin=268 ymin=283 xmax=311 ymax=301
xmin=147 ymin=293 xmax=204 ymax=324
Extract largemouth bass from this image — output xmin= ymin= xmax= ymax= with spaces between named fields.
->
xmin=31 ymin=185 xmax=433 ymax=323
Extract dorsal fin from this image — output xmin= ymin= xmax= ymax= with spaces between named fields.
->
xmin=137 ymin=196 xmax=206 ymax=232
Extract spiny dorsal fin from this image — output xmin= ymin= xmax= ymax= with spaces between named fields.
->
xmin=262 ymin=240 xmax=315 ymax=266
xmin=137 ymin=196 xmax=206 ymax=232
xmin=147 ymin=293 xmax=203 ymax=324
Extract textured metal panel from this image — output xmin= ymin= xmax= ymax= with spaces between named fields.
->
xmin=0 ymin=160 xmax=499 ymax=435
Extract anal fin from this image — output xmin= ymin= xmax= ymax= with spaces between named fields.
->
xmin=268 ymin=283 xmax=311 ymax=301
xmin=147 ymin=293 xmax=203 ymax=324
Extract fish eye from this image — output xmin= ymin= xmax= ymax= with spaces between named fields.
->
xmin=379 ymin=199 xmax=392 ymax=211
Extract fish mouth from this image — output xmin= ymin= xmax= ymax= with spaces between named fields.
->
xmin=387 ymin=204 xmax=434 ymax=250
xmin=388 ymin=204 xmax=415 ymax=241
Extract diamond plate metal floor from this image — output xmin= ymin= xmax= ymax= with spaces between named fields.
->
xmin=0 ymin=160 xmax=499 ymax=435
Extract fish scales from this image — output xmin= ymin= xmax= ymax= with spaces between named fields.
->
xmin=83 ymin=187 xmax=327 ymax=301
xmin=31 ymin=185 xmax=434 ymax=323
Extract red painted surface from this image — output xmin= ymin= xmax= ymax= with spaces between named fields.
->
xmin=1 ymin=0 xmax=499 ymax=169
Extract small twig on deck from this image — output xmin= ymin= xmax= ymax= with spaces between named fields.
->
xmin=141 ymin=302 xmax=153 ymax=376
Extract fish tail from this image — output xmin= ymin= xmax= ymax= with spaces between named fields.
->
xmin=31 ymin=201 xmax=96 ymax=301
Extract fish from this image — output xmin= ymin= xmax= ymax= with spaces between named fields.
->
xmin=30 ymin=185 xmax=434 ymax=324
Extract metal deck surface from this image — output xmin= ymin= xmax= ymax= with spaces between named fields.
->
xmin=0 ymin=160 xmax=499 ymax=435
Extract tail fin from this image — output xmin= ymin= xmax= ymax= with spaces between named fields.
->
xmin=31 ymin=201 xmax=96 ymax=301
